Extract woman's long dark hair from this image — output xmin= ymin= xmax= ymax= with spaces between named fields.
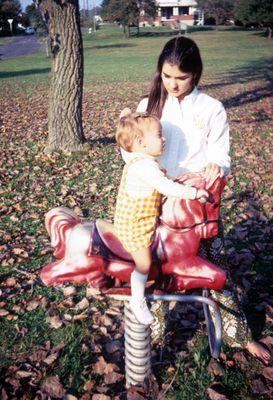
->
xmin=147 ymin=37 xmax=203 ymax=118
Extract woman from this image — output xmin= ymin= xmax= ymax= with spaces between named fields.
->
xmin=121 ymin=36 xmax=270 ymax=363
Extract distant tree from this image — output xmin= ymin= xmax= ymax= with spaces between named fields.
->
xmin=196 ymin=0 xmax=234 ymax=25
xmin=233 ymin=0 xmax=251 ymax=26
xmin=102 ymin=0 xmax=139 ymax=37
xmin=0 ymin=0 xmax=21 ymax=33
xmin=37 ymin=0 xmax=85 ymax=152
xmin=25 ymin=2 xmax=46 ymax=32
xmin=101 ymin=0 xmax=156 ymax=37
xmin=0 ymin=0 xmax=21 ymax=18
xmin=234 ymin=0 xmax=273 ymax=37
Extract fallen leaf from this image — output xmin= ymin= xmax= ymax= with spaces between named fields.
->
xmin=207 ymin=359 xmax=224 ymax=376
xmin=93 ymin=356 xmax=119 ymax=375
xmin=233 ymin=352 xmax=247 ymax=363
xmin=262 ymin=366 xmax=273 ymax=382
xmin=251 ymin=379 xmax=267 ymax=394
xmin=92 ymin=395 xmax=111 ymax=400
xmin=26 ymin=300 xmax=40 ymax=311
xmin=4 ymin=277 xmax=17 ymax=286
xmin=46 ymin=315 xmax=63 ymax=329
xmin=260 ymin=336 xmax=273 ymax=349
xmin=62 ymin=286 xmax=77 ymax=297
xmin=43 ymin=352 xmax=59 ymax=366
xmin=83 ymin=379 xmax=96 ymax=391
xmin=104 ymin=372 xmax=123 ymax=384
xmin=28 ymin=350 xmax=48 ymax=363
xmin=16 ymin=370 xmax=33 ymax=378
xmin=207 ymin=387 xmax=229 ymax=400
xmin=74 ymin=298 xmax=89 ymax=310
xmin=41 ymin=376 xmax=65 ymax=398
xmin=127 ymin=391 xmax=146 ymax=400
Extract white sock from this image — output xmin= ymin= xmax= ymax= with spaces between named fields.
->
xmin=131 ymin=270 xmax=148 ymax=300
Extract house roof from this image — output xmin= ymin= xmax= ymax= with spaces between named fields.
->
xmin=156 ymin=0 xmax=197 ymax=6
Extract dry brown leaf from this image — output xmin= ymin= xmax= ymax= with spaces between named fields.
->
xmin=127 ymin=391 xmax=146 ymax=400
xmin=92 ymin=395 xmax=111 ymax=400
xmin=262 ymin=366 xmax=273 ymax=382
xmin=261 ymin=336 xmax=273 ymax=349
xmin=43 ymin=352 xmax=59 ymax=366
xmin=41 ymin=376 xmax=65 ymax=398
xmin=104 ymin=372 xmax=123 ymax=385
xmin=62 ymin=286 xmax=76 ymax=297
xmin=4 ymin=277 xmax=17 ymax=286
xmin=207 ymin=359 xmax=224 ymax=376
xmin=46 ymin=315 xmax=63 ymax=329
xmin=26 ymin=300 xmax=40 ymax=311
xmin=73 ymin=313 xmax=88 ymax=320
xmin=28 ymin=350 xmax=48 ymax=363
xmin=83 ymin=380 xmax=96 ymax=391
xmin=74 ymin=297 xmax=89 ymax=310
xmin=251 ymin=379 xmax=268 ymax=394
xmin=207 ymin=387 xmax=229 ymax=400
xmin=93 ymin=356 xmax=119 ymax=375
xmin=16 ymin=370 xmax=33 ymax=378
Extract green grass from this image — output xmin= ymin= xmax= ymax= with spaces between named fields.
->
xmin=0 ymin=24 xmax=272 ymax=88
xmin=0 ymin=25 xmax=272 ymax=399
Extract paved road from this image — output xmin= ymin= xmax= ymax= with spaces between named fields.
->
xmin=0 ymin=35 xmax=42 ymax=58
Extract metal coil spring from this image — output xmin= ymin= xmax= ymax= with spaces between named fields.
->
xmin=150 ymin=300 xmax=168 ymax=343
xmin=124 ymin=301 xmax=151 ymax=387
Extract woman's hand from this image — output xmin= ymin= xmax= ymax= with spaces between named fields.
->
xmin=196 ymin=188 xmax=209 ymax=200
xmin=202 ymin=163 xmax=224 ymax=188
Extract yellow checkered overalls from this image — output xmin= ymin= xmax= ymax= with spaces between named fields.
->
xmin=114 ymin=157 xmax=162 ymax=252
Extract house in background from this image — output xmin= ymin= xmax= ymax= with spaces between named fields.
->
xmin=140 ymin=0 xmax=203 ymax=27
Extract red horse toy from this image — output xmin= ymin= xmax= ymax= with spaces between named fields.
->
xmin=40 ymin=173 xmax=226 ymax=293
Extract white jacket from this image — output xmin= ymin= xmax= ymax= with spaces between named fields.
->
xmin=122 ymin=88 xmax=230 ymax=179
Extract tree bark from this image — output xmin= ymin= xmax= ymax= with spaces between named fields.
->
xmin=39 ymin=0 xmax=85 ymax=153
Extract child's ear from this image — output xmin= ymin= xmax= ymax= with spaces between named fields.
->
xmin=137 ymin=135 xmax=145 ymax=147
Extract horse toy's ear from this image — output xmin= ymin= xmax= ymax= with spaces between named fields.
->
xmin=119 ymin=108 xmax=132 ymax=119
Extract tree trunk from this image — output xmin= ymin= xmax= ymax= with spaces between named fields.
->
xmin=39 ymin=0 xmax=85 ymax=153
xmin=268 ymin=26 xmax=272 ymax=39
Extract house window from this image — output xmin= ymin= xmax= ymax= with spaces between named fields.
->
xmin=179 ymin=6 xmax=189 ymax=15
xmin=161 ymin=7 xmax=173 ymax=19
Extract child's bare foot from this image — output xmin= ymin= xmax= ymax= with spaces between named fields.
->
xmin=246 ymin=341 xmax=271 ymax=365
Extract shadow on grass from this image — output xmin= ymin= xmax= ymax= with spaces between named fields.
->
xmin=87 ymin=43 xmax=136 ymax=50
xmin=130 ymin=30 xmax=178 ymax=37
xmin=88 ymin=137 xmax=115 ymax=145
xmin=202 ymin=56 xmax=273 ymax=108
xmin=0 ymin=67 xmax=51 ymax=79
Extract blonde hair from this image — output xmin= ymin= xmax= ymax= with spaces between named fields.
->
xmin=116 ymin=112 xmax=160 ymax=152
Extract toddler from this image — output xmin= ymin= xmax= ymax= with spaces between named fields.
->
xmin=114 ymin=111 xmax=208 ymax=325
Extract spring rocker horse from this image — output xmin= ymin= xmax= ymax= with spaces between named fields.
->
xmin=40 ymin=172 xmax=227 ymax=387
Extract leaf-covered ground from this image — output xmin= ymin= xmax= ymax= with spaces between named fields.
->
xmin=0 ymin=69 xmax=273 ymax=399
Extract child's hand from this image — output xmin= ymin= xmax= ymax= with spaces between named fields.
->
xmin=195 ymin=188 xmax=209 ymax=200
xmin=119 ymin=108 xmax=132 ymax=119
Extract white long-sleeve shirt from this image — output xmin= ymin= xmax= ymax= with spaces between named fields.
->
xmin=121 ymin=88 xmax=230 ymax=179
xmin=124 ymin=153 xmax=197 ymax=199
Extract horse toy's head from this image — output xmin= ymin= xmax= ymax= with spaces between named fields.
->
xmin=160 ymin=173 xmax=226 ymax=239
